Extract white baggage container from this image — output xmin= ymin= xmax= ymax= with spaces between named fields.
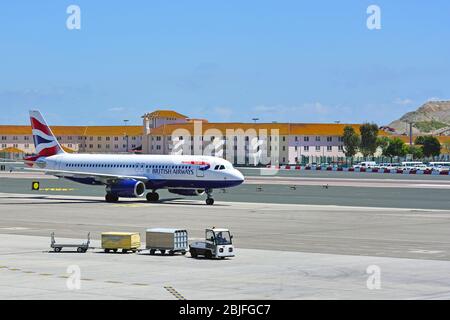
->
xmin=146 ymin=228 xmax=188 ymax=255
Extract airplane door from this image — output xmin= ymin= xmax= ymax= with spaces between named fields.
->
xmin=196 ymin=167 xmax=204 ymax=177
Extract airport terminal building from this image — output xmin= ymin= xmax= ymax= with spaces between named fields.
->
xmin=6 ymin=109 xmax=449 ymax=165
xmin=141 ymin=110 xmax=368 ymax=165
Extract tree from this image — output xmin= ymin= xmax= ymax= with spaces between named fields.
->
xmin=402 ymin=144 xmax=424 ymax=159
xmin=359 ymin=123 xmax=379 ymax=157
xmin=377 ymin=136 xmax=391 ymax=155
xmin=384 ymin=137 xmax=405 ymax=158
xmin=342 ymin=126 xmax=360 ymax=158
xmin=415 ymin=136 xmax=441 ymax=157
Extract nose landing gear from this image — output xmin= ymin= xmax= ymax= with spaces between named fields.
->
xmin=206 ymin=189 xmax=214 ymax=205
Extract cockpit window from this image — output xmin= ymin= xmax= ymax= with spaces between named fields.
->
xmin=219 ymin=165 xmax=225 ymax=170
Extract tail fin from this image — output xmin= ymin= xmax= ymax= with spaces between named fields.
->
xmin=29 ymin=110 xmax=65 ymax=157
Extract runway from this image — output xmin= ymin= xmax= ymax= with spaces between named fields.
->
xmin=1 ymin=194 xmax=450 ymax=299
xmin=1 ymin=171 xmax=450 ymax=299
xmin=1 ymin=193 xmax=449 ymax=260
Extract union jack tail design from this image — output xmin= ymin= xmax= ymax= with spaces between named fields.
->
xmin=28 ymin=110 xmax=65 ymax=158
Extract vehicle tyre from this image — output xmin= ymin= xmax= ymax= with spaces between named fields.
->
xmin=113 ymin=249 xmax=118 ymax=253
xmin=146 ymin=192 xmax=159 ymax=202
xmin=169 ymin=250 xmax=174 ymax=256
xmin=206 ymin=251 xmax=213 ymax=259
xmin=54 ymin=247 xmax=61 ymax=253
xmin=105 ymin=193 xmax=119 ymax=203
xmin=160 ymin=250 xmax=166 ymax=255
xmin=206 ymin=198 xmax=214 ymax=205
xmin=122 ymin=249 xmax=128 ymax=254
xmin=190 ymin=249 xmax=197 ymax=258
xmin=105 ymin=249 xmax=110 ymax=253
xmin=150 ymin=249 xmax=156 ymax=255
xmin=77 ymin=247 xmax=83 ymax=253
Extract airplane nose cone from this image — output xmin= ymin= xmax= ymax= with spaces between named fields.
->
xmin=234 ymin=170 xmax=245 ymax=183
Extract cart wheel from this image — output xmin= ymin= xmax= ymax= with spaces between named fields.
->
xmin=113 ymin=249 xmax=118 ymax=253
xmin=77 ymin=247 xmax=83 ymax=253
xmin=160 ymin=250 xmax=166 ymax=255
xmin=122 ymin=249 xmax=128 ymax=254
xmin=54 ymin=247 xmax=61 ymax=253
xmin=149 ymin=249 xmax=156 ymax=255
xmin=82 ymin=248 xmax=87 ymax=253
xmin=105 ymin=249 xmax=110 ymax=253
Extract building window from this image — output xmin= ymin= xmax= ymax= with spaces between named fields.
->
xmin=304 ymin=146 xmax=309 ymax=151
xmin=327 ymin=146 xmax=332 ymax=151
xmin=13 ymin=136 xmax=18 ymax=140
xmin=97 ymin=144 xmax=101 ymax=148
xmin=327 ymin=136 xmax=332 ymax=142
xmin=316 ymin=146 xmax=320 ymax=151
xmin=338 ymin=145 xmax=344 ymax=151
xmin=156 ymin=145 xmax=161 ymax=150
xmin=24 ymin=136 xmax=29 ymax=141
xmin=106 ymin=144 xmax=110 ymax=149
xmin=98 ymin=137 xmax=102 ymax=141
xmin=106 ymin=137 xmax=110 ymax=141
xmin=338 ymin=136 xmax=344 ymax=142
xmin=315 ymin=136 xmax=320 ymax=142
xmin=304 ymin=136 xmax=309 ymax=142
xmin=295 ymin=136 xmax=298 ymax=142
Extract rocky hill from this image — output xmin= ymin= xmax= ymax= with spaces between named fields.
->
xmin=387 ymin=101 xmax=450 ymax=135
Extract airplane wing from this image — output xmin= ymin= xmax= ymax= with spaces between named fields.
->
xmin=23 ymin=168 xmax=148 ymax=184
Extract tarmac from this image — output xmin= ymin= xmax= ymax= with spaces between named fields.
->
xmin=0 ymin=170 xmax=450 ymax=299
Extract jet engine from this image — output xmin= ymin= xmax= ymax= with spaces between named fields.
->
xmin=106 ymin=179 xmax=146 ymax=198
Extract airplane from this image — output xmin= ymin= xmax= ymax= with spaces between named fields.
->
xmin=24 ymin=110 xmax=245 ymax=205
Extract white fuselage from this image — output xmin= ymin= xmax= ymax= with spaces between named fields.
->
xmin=40 ymin=153 xmax=244 ymax=190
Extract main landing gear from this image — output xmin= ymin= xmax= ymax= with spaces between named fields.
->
xmin=105 ymin=193 xmax=119 ymax=202
xmin=206 ymin=189 xmax=214 ymax=205
xmin=146 ymin=191 xmax=159 ymax=202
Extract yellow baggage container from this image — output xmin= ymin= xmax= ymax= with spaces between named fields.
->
xmin=101 ymin=232 xmax=141 ymax=253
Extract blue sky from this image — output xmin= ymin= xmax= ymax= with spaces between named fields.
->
xmin=0 ymin=1 xmax=449 ymax=126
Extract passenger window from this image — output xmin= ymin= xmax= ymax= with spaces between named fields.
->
xmin=220 ymin=165 xmax=225 ymax=170
xmin=214 ymin=165 xmax=220 ymax=170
